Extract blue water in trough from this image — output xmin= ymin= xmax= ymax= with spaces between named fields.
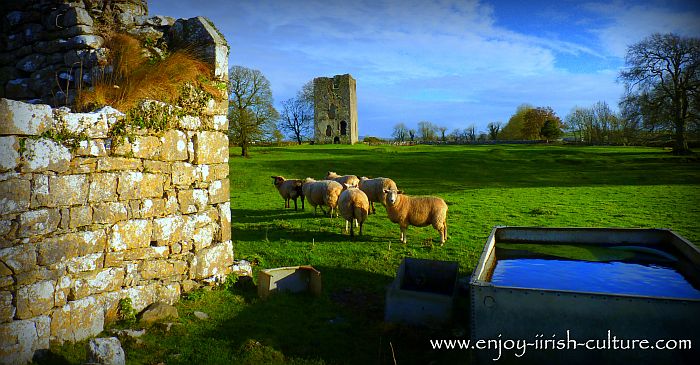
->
xmin=491 ymin=244 xmax=700 ymax=299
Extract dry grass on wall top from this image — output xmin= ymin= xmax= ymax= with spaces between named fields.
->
xmin=74 ymin=33 xmax=223 ymax=113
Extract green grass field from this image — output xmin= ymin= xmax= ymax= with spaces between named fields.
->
xmin=46 ymin=144 xmax=700 ymax=365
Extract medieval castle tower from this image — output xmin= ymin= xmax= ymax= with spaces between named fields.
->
xmin=313 ymin=74 xmax=358 ymax=144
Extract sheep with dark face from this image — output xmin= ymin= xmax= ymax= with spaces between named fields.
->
xmin=358 ymin=177 xmax=398 ymax=214
xmin=337 ymin=183 xmax=370 ymax=237
xmin=326 ymin=171 xmax=360 ymax=187
xmin=271 ymin=176 xmax=304 ymax=210
xmin=301 ymin=178 xmax=343 ymax=217
xmin=383 ymin=188 xmax=448 ymax=245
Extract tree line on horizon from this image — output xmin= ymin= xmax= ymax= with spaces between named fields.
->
xmin=227 ymin=32 xmax=699 ymax=156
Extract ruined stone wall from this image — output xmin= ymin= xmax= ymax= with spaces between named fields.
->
xmin=313 ymin=74 xmax=358 ymax=145
xmin=0 ymin=97 xmax=232 ymax=364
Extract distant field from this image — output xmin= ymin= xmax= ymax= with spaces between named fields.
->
xmin=51 ymin=144 xmax=699 ymax=365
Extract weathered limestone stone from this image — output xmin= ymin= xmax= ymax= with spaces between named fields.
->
xmin=172 ymin=161 xmax=197 ymax=186
xmin=22 ymin=138 xmax=71 ymax=173
xmin=62 ymin=6 xmax=94 ymax=27
xmin=140 ymin=260 xmax=176 ymax=280
xmin=76 ymin=139 xmax=107 ymax=157
xmin=170 ymin=17 xmax=229 ymax=81
xmin=208 ymin=179 xmax=229 ymax=204
xmin=210 ymin=163 xmax=229 ymax=181
xmin=219 ymin=202 xmax=231 ymax=241
xmin=193 ymin=131 xmax=228 ymax=164
xmin=89 ymin=173 xmax=118 ymax=202
xmin=122 ymin=246 xmax=168 ymax=261
xmin=66 ymin=253 xmax=103 ymax=274
xmin=0 ymin=244 xmax=36 ymax=274
xmin=15 ymin=267 xmax=62 ymax=287
xmin=190 ymin=240 xmax=233 ymax=280
xmin=0 ymin=178 xmax=30 ymax=214
xmin=156 ymin=282 xmax=181 ymax=305
xmin=69 ymin=34 xmax=104 ymax=49
xmin=54 ymin=275 xmax=72 ymax=307
xmin=87 ymin=337 xmax=126 ymax=365
xmin=0 ymin=98 xmax=53 ymax=135
xmin=192 ymin=224 xmax=214 ymax=251
xmin=69 ymin=205 xmax=92 ymax=228
xmin=181 ymin=279 xmax=199 ymax=294
xmin=117 ymin=172 xmax=164 ymax=200
xmin=159 ymin=130 xmax=188 ymax=161
xmin=152 ymin=215 xmax=184 ymax=243
xmin=110 ymin=138 xmax=132 ymax=156
xmin=30 ymin=174 xmax=49 ymax=208
xmin=132 ymin=136 xmax=161 ymax=159
xmin=51 ymin=296 xmax=104 ymax=343
xmin=109 ymin=219 xmax=152 ymax=251
xmin=47 ymin=174 xmax=89 ymax=207
xmin=70 ymin=267 xmax=125 ymax=300
xmin=16 ymin=280 xmax=55 ymax=319
xmin=92 ymin=202 xmax=128 ymax=224
xmin=0 ymin=291 xmax=14 ymax=323
xmin=121 ymin=283 xmax=157 ymax=312
xmin=165 ymin=193 xmax=179 ymax=215
xmin=58 ymin=111 xmax=108 ymax=138
xmin=68 ymin=157 xmax=97 ymax=174
xmin=95 ymin=291 xmax=121 ymax=323
xmin=178 ymin=189 xmax=208 ymax=214
xmin=0 ymin=316 xmax=50 ymax=365
xmin=140 ymin=302 xmax=178 ymax=325
xmin=0 ymin=136 xmax=20 ymax=171
xmin=143 ymin=160 xmax=171 ymax=174
xmin=38 ymin=230 xmax=106 ymax=266
xmin=178 ymin=115 xmax=201 ymax=130
xmin=97 ymin=157 xmax=142 ymax=171
xmin=18 ymin=208 xmax=60 ymax=237
xmin=134 ymin=198 xmax=165 ymax=219
xmin=213 ymin=114 xmax=228 ymax=131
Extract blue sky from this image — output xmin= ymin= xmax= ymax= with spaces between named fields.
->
xmin=149 ymin=0 xmax=700 ymax=138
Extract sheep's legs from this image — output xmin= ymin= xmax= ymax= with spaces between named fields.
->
xmin=292 ymin=197 xmax=297 ymax=211
xmin=400 ymin=227 xmax=407 ymax=244
xmin=359 ymin=222 xmax=363 ymax=236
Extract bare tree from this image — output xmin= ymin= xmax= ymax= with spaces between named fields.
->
xmin=392 ymin=122 xmax=408 ymax=142
xmin=279 ymin=84 xmax=313 ymax=145
xmin=466 ymin=124 xmax=476 ymax=142
xmin=418 ymin=121 xmax=437 ymax=141
xmin=437 ymin=125 xmax=448 ymax=142
xmin=620 ymin=33 xmax=700 ymax=154
xmin=228 ymin=65 xmax=278 ymax=157
xmin=487 ymin=122 xmax=502 ymax=140
xmin=408 ymin=129 xmax=416 ymax=142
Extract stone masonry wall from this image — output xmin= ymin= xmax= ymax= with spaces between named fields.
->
xmin=0 ymin=2 xmax=231 ymax=363
xmin=0 ymin=97 xmax=231 ymax=364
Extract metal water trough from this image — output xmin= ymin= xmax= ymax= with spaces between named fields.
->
xmin=385 ymin=257 xmax=459 ymax=326
xmin=470 ymin=227 xmax=700 ymax=364
xmin=257 ymin=265 xmax=322 ymax=299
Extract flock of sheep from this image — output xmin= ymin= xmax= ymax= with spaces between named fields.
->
xmin=271 ymin=172 xmax=449 ymax=245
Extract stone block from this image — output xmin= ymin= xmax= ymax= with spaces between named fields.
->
xmin=97 ymin=157 xmax=142 ymax=171
xmin=193 ymin=131 xmax=228 ymax=164
xmin=0 ymin=245 xmax=32 ymax=274
xmin=165 ymin=193 xmax=179 ymax=215
xmin=55 ymin=110 xmax=108 ymax=138
xmin=0 ymin=291 xmax=13 ymax=323
xmin=171 ymin=161 xmax=196 ymax=186
xmin=37 ymin=229 xmax=106 ymax=266
xmin=18 ymin=208 xmax=59 ymax=237
xmin=132 ymin=135 xmax=161 ymax=159
xmin=190 ymin=240 xmax=233 ymax=280
xmin=0 ymin=136 xmax=19 ymax=171
xmin=22 ymin=138 xmax=71 ymax=173
xmin=68 ymin=34 xmax=104 ymax=49
xmin=109 ymin=219 xmax=152 ymax=251
xmin=89 ymin=173 xmax=118 ymax=202
xmin=92 ymin=202 xmax=128 ymax=224
xmin=68 ymin=157 xmax=97 ymax=174
xmin=208 ymin=179 xmax=229 ymax=204
xmin=140 ymin=260 xmax=175 ymax=280
xmin=0 ymin=316 xmax=51 ymax=365
xmin=70 ymin=267 xmax=125 ymax=300
xmin=219 ymin=202 xmax=231 ymax=242
xmin=61 ymin=6 xmax=94 ymax=27
xmin=134 ymin=198 xmax=165 ymax=219
xmin=47 ymin=174 xmax=89 ymax=207
xmin=178 ymin=115 xmax=201 ymax=130
xmin=0 ymin=178 xmax=30 ymax=214
xmin=0 ymin=98 xmax=52 ymax=135
xmin=213 ymin=114 xmax=228 ymax=131
xmin=69 ymin=205 xmax=92 ymax=228
xmin=193 ymin=224 xmax=214 ymax=251
xmin=15 ymin=267 xmax=62 ymax=287
xmin=143 ymin=160 xmax=171 ymax=174
xmin=122 ymin=246 xmax=169 ymax=261
xmin=76 ymin=139 xmax=107 ymax=157
xmin=117 ymin=172 xmax=164 ymax=200
xmin=66 ymin=253 xmax=103 ymax=274
xmin=51 ymin=296 xmax=104 ymax=343
xmin=159 ymin=130 xmax=188 ymax=161
xmin=152 ymin=215 xmax=185 ymax=243
xmin=87 ymin=337 xmax=125 ymax=365
xmin=156 ymin=282 xmax=181 ymax=305
xmin=210 ymin=163 xmax=229 ymax=181
xmin=16 ymin=280 xmax=54 ymax=319
xmin=121 ymin=284 xmax=157 ymax=312
xmin=178 ymin=189 xmax=208 ymax=214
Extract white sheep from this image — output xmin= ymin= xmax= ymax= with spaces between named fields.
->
xmin=383 ymin=188 xmax=448 ymax=245
xmin=326 ymin=171 xmax=360 ymax=187
xmin=337 ymin=184 xmax=370 ymax=237
xmin=271 ymin=176 xmax=304 ymax=210
xmin=301 ymin=178 xmax=343 ymax=217
xmin=358 ymin=177 xmax=398 ymax=214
